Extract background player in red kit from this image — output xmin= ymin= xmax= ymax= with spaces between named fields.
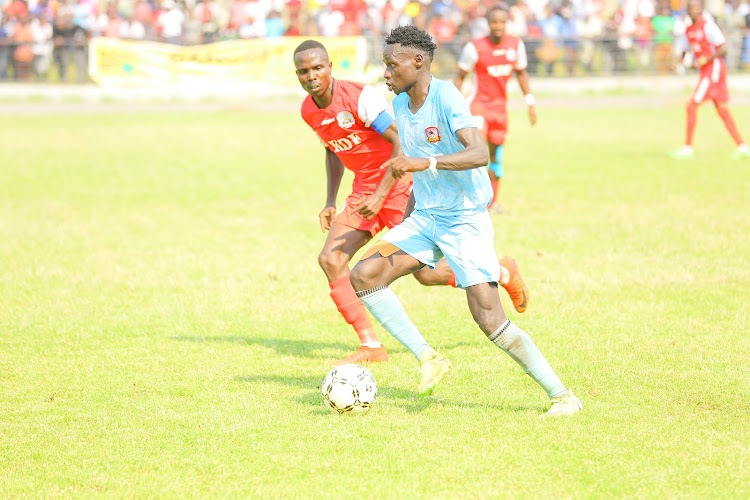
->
xmin=454 ymin=4 xmax=537 ymax=214
xmin=669 ymin=0 xmax=749 ymax=160
xmin=294 ymin=40 xmax=520 ymax=365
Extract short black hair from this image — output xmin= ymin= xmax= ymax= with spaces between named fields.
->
xmin=486 ymin=2 xmax=509 ymax=19
xmin=294 ymin=39 xmax=328 ymax=57
xmin=384 ymin=25 xmax=437 ymax=61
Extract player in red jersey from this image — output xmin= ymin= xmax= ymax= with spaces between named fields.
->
xmin=454 ymin=4 xmax=537 ymax=214
xmin=669 ymin=0 xmax=749 ymax=160
xmin=295 ymin=40 xmax=510 ymax=365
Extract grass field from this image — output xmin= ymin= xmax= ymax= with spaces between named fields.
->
xmin=1 ymin=99 xmax=749 ymax=498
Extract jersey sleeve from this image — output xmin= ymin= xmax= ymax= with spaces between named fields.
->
xmin=357 ymin=85 xmax=392 ymax=127
xmin=515 ymin=39 xmax=528 ymax=70
xmin=442 ymin=83 xmax=477 ymax=133
xmin=704 ymin=20 xmax=726 ymax=47
xmin=457 ymin=41 xmax=479 ymax=73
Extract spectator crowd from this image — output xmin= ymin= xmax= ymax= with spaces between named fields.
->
xmin=2 ymin=0 xmax=750 ymax=81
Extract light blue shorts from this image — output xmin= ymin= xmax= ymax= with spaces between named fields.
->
xmin=383 ymin=210 xmax=500 ymax=289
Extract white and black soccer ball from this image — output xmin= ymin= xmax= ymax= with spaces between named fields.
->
xmin=321 ymin=363 xmax=377 ymax=415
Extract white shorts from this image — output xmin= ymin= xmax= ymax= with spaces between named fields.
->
xmin=383 ymin=209 xmax=500 ymax=289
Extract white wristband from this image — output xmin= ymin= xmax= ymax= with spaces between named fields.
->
xmin=428 ymin=156 xmax=437 ymax=172
xmin=525 ymin=94 xmax=535 ymax=106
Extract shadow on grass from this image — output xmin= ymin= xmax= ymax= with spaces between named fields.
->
xmin=172 ymin=335 xmax=476 ymax=361
xmin=236 ymin=373 xmax=537 ymax=415
xmin=171 ymin=335 xmax=353 ymax=360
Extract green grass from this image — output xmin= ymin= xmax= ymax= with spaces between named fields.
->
xmin=1 ymin=101 xmax=749 ymax=498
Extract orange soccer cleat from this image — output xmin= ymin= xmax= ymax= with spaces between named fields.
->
xmin=334 ymin=345 xmax=389 ymax=365
xmin=498 ymin=256 xmax=529 ymax=313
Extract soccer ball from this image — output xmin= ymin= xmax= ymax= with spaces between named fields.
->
xmin=321 ymin=363 xmax=377 ymax=415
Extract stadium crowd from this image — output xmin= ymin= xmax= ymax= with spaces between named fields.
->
xmin=1 ymin=0 xmax=750 ymax=81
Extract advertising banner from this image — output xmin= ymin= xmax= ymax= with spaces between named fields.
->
xmin=89 ymin=36 xmax=369 ymax=86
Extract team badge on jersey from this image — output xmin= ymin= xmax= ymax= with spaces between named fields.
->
xmin=425 ymin=126 xmax=441 ymax=143
xmin=506 ymin=48 xmax=517 ymax=62
xmin=337 ymin=111 xmax=355 ymax=129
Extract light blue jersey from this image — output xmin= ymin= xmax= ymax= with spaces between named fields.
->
xmin=392 ymin=77 xmax=493 ymax=215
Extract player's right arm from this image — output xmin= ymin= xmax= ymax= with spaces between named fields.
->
xmin=454 ymin=67 xmax=469 ymax=91
xmin=320 ymin=148 xmax=345 ymax=232
xmin=454 ymin=42 xmax=477 ymax=91
xmin=385 ymin=127 xmax=488 ymax=177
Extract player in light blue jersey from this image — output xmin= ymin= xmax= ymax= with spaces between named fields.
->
xmin=349 ymin=25 xmax=582 ymax=417
xmin=390 ymin=76 xmax=494 ymax=215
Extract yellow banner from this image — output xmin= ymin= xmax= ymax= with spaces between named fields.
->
xmin=88 ymin=37 xmax=369 ymax=87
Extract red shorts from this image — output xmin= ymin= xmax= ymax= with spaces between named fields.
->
xmin=692 ymin=60 xmax=729 ymax=104
xmin=470 ymin=101 xmax=508 ymax=145
xmin=334 ymin=182 xmax=412 ymax=237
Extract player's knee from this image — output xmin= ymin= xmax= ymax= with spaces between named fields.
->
xmin=349 ymin=263 xmax=373 ymax=291
xmin=476 ymin=313 xmax=505 ymax=337
xmin=318 ymin=250 xmax=347 ymax=276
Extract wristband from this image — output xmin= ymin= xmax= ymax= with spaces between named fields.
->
xmin=525 ymin=94 xmax=536 ymax=106
xmin=428 ymin=156 xmax=437 ymax=172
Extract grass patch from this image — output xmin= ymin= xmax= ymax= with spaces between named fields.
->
xmin=1 ymin=103 xmax=749 ymax=497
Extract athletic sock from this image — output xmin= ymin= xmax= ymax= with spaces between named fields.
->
xmin=446 ymin=272 xmax=457 ymax=288
xmin=489 ymin=320 xmax=567 ymax=398
xmin=356 ymin=287 xmax=428 ymax=360
xmin=498 ymin=265 xmax=510 ymax=286
xmin=329 ymin=276 xmax=380 ymax=346
xmin=489 ymin=178 xmax=500 ymax=207
xmin=716 ymin=106 xmax=745 ymax=146
xmin=686 ymin=102 xmax=698 ymax=146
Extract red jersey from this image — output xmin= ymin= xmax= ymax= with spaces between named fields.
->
xmin=457 ymin=35 xmax=528 ymax=108
xmin=686 ymin=16 xmax=726 ymax=77
xmin=301 ymin=80 xmax=405 ymax=194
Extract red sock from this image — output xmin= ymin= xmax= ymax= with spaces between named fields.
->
xmin=489 ymin=179 xmax=499 ymax=207
xmin=716 ymin=105 xmax=744 ymax=146
xmin=329 ymin=276 xmax=378 ymax=345
xmin=686 ymin=102 xmax=698 ymax=146
xmin=446 ymin=272 xmax=457 ymax=288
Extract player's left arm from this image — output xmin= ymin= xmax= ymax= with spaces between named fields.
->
xmin=696 ymin=20 xmax=728 ymax=67
xmin=353 ymin=120 xmax=402 ymax=220
xmin=516 ymin=69 xmax=536 ymax=126
xmin=515 ymin=40 xmax=536 ymax=126
xmin=696 ymin=43 xmax=727 ymax=67
xmin=385 ymin=127 xmax=488 ymax=178
xmin=349 ymin=86 xmax=403 ymax=220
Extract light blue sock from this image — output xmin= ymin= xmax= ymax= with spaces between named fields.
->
xmin=356 ymin=287 xmax=428 ymax=360
xmin=489 ymin=320 xmax=567 ymax=398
